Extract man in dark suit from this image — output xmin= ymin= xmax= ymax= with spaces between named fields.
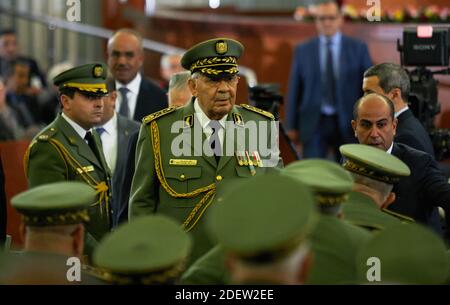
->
xmin=95 ymin=80 xmax=140 ymax=227
xmin=362 ymin=63 xmax=434 ymax=157
xmin=361 ymin=63 xmax=446 ymax=236
xmin=352 ymin=93 xmax=450 ymax=235
xmin=286 ymin=0 xmax=372 ymax=160
xmin=107 ymin=28 xmax=167 ymax=122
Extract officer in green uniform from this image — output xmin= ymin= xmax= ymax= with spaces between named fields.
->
xmin=92 ymin=215 xmax=191 ymax=285
xmin=340 ymin=144 xmax=414 ymax=230
xmin=181 ymin=160 xmax=365 ymax=285
xmin=24 ymin=63 xmax=113 ymax=256
xmin=129 ymin=38 xmax=281 ymax=264
xmin=206 ymin=174 xmax=317 ymax=285
xmin=0 ymin=181 xmax=104 ymax=284
xmin=356 ymin=223 xmax=449 ymax=284
xmin=282 ymin=159 xmax=372 ymax=284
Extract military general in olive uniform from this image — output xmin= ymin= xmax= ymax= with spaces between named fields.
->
xmin=24 ymin=63 xmax=113 ymax=256
xmin=129 ymin=38 xmax=282 ymax=264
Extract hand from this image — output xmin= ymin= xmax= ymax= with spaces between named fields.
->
xmin=287 ymin=129 xmax=303 ymax=157
xmin=287 ymin=129 xmax=299 ymax=144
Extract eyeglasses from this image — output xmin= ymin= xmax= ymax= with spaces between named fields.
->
xmin=315 ymin=15 xmax=339 ymax=22
xmin=201 ymin=75 xmax=240 ymax=87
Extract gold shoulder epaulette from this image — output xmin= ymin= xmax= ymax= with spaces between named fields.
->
xmin=36 ymin=127 xmax=58 ymax=141
xmin=240 ymin=104 xmax=274 ymax=120
xmin=142 ymin=106 xmax=177 ymax=125
xmin=382 ymin=208 xmax=415 ymax=223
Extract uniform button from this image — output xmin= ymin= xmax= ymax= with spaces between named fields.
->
xmin=216 ymin=175 xmax=223 ymax=181
xmin=180 ymin=174 xmax=186 ymax=180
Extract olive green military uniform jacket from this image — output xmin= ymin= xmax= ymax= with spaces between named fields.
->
xmin=305 ymin=215 xmax=371 ymax=285
xmin=129 ymin=101 xmax=281 ymax=264
xmin=24 ymin=114 xmax=112 ymax=254
xmin=343 ymin=192 xmax=413 ymax=231
xmin=180 ymin=244 xmax=229 ymax=285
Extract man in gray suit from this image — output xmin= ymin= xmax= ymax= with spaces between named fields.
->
xmin=96 ymin=79 xmax=140 ymax=227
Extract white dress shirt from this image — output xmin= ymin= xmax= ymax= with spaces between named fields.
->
xmin=395 ymin=106 xmax=409 ymax=118
xmin=97 ymin=113 xmax=118 ymax=174
xmin=115 ymin=73 xmax=142 ymax=120
xmin=387 ymin=142 xmax=394 ymax=154
xmin=194 ymin=99 xmax=227 ymax=151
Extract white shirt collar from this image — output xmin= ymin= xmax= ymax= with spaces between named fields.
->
xmin=61 ymin=112 xmax=90 ymax=139
xmin=193 ymin=99 xmax=227 ymax=129
xmin=100 ymin=112 xmax=117 ymax=135
xmin=116 ymin=73 xmax=141 ymax=95
xmin=386 ymin=142 xmax=394 ymax=154
xmin=395 ymin=106 xmax=409 ymax=118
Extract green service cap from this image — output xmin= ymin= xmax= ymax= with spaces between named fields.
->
xmin=340 ymin=144 xmax=410 ymax=184
xmin=342 ymin=191 xmax=402 ymax=231
xmin=356 ymin=223 xmax=449 ymax=284
xmin=11 ymin=182 xmax=95 ymax=226
xmin=283 ymin=159 xmax=354 ymax=206
xmin=181 ymin=38 xmax=244 ymax=77
xmin=207 ymin=174 xmax=318 ymax=263
xmin=53 ymin=62 xmax=108 ymax=96
xmin=93 ymin=215 xmax=192 ymax=285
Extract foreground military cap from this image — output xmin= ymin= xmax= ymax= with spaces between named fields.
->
xmin=340 ymin=144 xmax=410 ymax=184
xmin=53 ymin=62 xmax=108 ymax=96
xmin=181 ymin=38 xmax=244 ymax=76
xmin=93 ymin=215 xmax=192 ymax=284
xmin=11 ymin=181 xmax=95 ymax=226
xmin=356 ymin=223 xmax=449 ymax=284
xmin=207 ymin=174 xmax=318 ymax=262
xmin=283 ymin=159 xmax=354 ymax=207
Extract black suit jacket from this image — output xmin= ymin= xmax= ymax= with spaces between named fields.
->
xmin=390 ymin=143 xmax=450 ymax=235
xmin=114 ymin=130 xmax=139 ymax=227
xmin=111 ymin=115 xmax=140 ymax=225
xmin=133 ymin=78 xmax=168 ymax=122
xmin=395 ymin=109 xmax=434 ymax=157
xmin=1 ymin=156 xmax=6 ymax=244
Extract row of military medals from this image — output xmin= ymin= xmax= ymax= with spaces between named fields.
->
xmin=235 ymin=151 xmax=263 ymax=176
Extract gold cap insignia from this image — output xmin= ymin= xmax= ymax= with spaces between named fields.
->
xmin=93 ymin=66 xmax=103 ymax=78
xmin=215 ymin=41 xmax=228 ymax=55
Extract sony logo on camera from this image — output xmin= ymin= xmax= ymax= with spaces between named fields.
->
xmin=413 ymin=44 xmax=437 ymax=51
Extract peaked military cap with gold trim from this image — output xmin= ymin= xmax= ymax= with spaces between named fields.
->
xmin=93 ymin=215 xmax=192 ymax=285
xmin=340 ymin=144 xmax=410 ymax=184
xmin=11 ymin=182 xmax=96 ymax=226
xmin=181 ymin=38 xmax=244 ymax=77
xmin=207 ymin=174 xmax=318 ymax=264
xmin=53 ymin=62 xmax=109 ymax=96
xmin=282 ymin=159 xmax=354 ymax=211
